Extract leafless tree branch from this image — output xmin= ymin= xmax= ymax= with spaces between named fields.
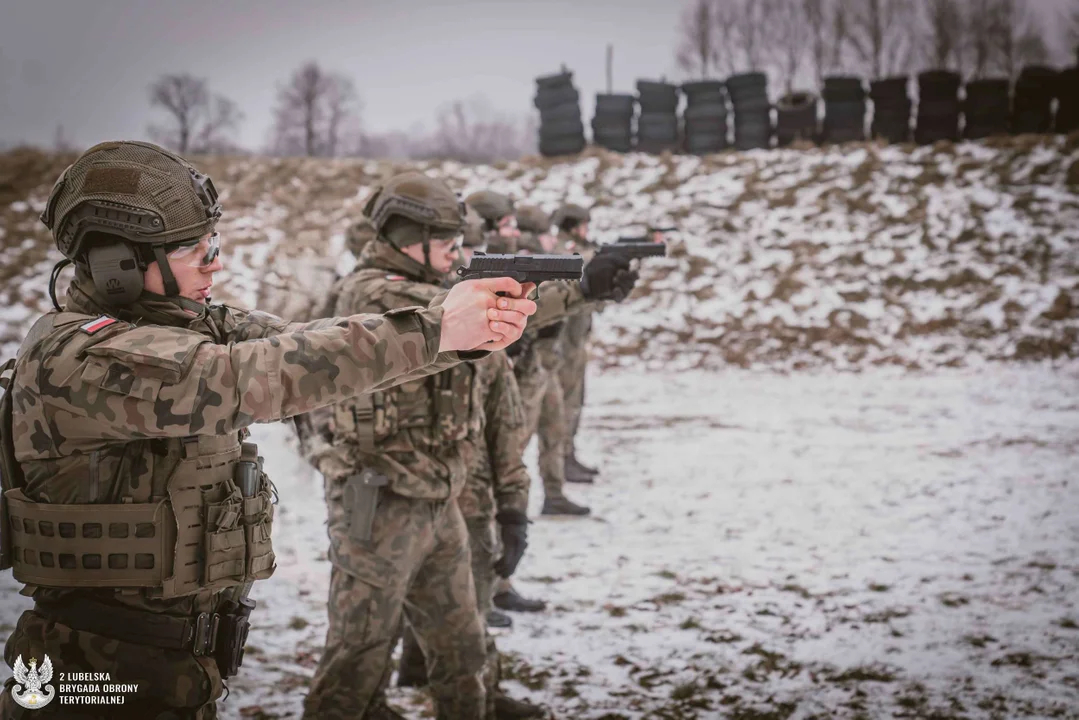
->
xmin=148 ymin=74 xmax=243 ymax=154
xmin=271 ymin=61 xmax=359 ymax=157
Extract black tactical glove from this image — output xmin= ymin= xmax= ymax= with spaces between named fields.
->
xmin=493 ymin=509 xmax=529 ymax=578
xmin=580 ymin=254 xmax=639 ymax=302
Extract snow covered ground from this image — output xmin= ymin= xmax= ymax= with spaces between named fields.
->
xmin=4 ymin=365 xmax=1075 ymax=718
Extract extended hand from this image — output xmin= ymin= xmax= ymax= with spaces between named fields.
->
xmin=581 ymin=254 xmax=639 ymax=302
xmin=439 ymin=278 xmax=537 ymax=353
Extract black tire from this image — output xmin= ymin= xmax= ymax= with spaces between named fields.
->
xmin=684 ymin=101 xmax=728 ymax=121
xmin=594 ymin=138 xmax=633 ymax=153
xmin=1015 ymin=65 xmax=1059 ymax=96
xmin=595 ymin=94 xmax=635 ymax=115
xmin=1012 ymin=104 xmax=1053 ymax=134
xmin=823 ymin=100 xmax=866 ymax=142
xmin=685 ymin=132 xmax=727 ymax=154
xmin=776 ymin=93 xmax=817 ymax=144
xmin=871 ymin=119 xmax=911 ymax=144
xmin=733 ymin=95 xmax=770 ymax=114
xmin=541 ymin=118 xmax=585 ymax=137
xmin=636 ymin=137 xmax=679 ymax=153
xmin=539 ymin=134 xmax=586 ymax=157
xmin=637 ymin=80 xmax=679 ymax=97
xmin=681 ymin=80 xmax=726 ymax=96
xmin=593 ymin=131 xmax=633 ymax=147
xmin=535 ymin=71 xmax=574 ymax=90
xmin=918 ymin=70 xmax=961 ymax=100
xmin=1057 ymin=68 xmax=1079 ymax=132
xmin=684 ymin=117 xmax=727 ymax=136
xmin=638 ymin=94 xmax=679 ymax=113
xmin=726 ymin=72 xmax=767 ymax=94
xmin=823 ymin=76 xmax=866 ymax=102
xmin=592 ymin=118 xmax=632 ymax=135
xmin=535 ymin=85 xmax=579 ymax=110
xmin=870 ymin=77 xmax=909 ymax=101
xmin=637 ymin=113 xmax=678 ymax=137
xmin=540 ymin=103 xmax=582 ymax=123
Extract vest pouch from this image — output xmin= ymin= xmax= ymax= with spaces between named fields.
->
xmin=161 ymin=438 xmax=244 ymax=599
xmin=434 ymin=383 xmax=470 ymax=447
xmin=5 ymin=487 xmax=173 ymax=588
xmin=241 ymin=473 xmax=276 ymax=581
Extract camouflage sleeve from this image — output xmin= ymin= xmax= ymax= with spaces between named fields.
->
xmin=44 ymin=306 xmax=447 ymax=439
xmin=482 ymin=352 xmax=531 ymax=515
xmin=529 ymin=281 xmax=593 ymax=330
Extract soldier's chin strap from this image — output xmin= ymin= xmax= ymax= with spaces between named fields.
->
xmin=151 ymin=245 xmax=182 ymax=297
xmin=48 ymin=258 xmax=73 ymax=311
xmin=422 ymin=226 xmax=432 ymax=270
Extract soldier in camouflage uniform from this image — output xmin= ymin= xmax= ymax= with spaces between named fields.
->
xmin=395 ymin=219 xmax=545 ymax=718
xmin=0 ymin=142 xmax=537 ymax=720
xmin=551 ymin=203 xmax=601 ymax=485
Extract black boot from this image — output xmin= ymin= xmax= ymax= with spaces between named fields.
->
xmin=494 ymin=692 xmax=547 ymax=718
xmin=395 ymin=641 xmax=428 ymax=688
xmin=368 ymin=698 xmax=409 ymax=719
xmin=564 ymin=456 xmax=596 ymax=484
xmin=493 ymin=586 xmax=548 ymax=613
xmin=487 ymin=609 xmax=514 ymax=628
xmin=567 ymin=454 xmax=599 ymax=476
xmin=541 ymin=495 xmax=590 ymax=516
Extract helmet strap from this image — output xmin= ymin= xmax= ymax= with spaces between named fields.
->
xmin=152 ymin=245 xmax=181 ymax=297
xmin=48 ymin=258 xmax=72 ymax=311
xmin=422 ymin=226 xmax=432 ymax=270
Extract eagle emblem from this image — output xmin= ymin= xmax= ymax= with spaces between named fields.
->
xmin=11 ymin=654 xmax=56 ymax=709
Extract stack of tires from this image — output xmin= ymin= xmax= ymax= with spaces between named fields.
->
xmin=1057 ymin=66 xmax=1079 ymax=133
xmin=591 ymin=94 xmax=635 ymax=153
xmin=534 ymin=70 xmax=585 ymax=157
xmin=727 ymin=72 xmax=771 ymax=150
xmin=915 ymin=71 xmax=961 ymax=144
xmin=963 ymin=79 xmax=1011 ymax=139
xmin=681 ymin=80 xmax=729 ymax=154
xmin=635 ymin=80 xmax=680 ymax=153
xmin=1012 ymin=66 xmax=1059 ymax=134
xmin=870 ymin=77 xmax=912 ymax=143
xmin=775 ymin=92 xmax=817 ymax=146
xmin=822 ymin=76 xmax=867 ymax=143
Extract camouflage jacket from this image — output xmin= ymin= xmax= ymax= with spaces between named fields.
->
xmin=456 ymin=350 xmax=530 ymax=520
xmin=6 ymin=271 xmax=463 ymax=614
xmin=325 ymin=241 xmax=482 ymax=500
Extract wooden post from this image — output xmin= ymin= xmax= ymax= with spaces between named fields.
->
xmin=606 ymin=44 xmax=613 ymax=94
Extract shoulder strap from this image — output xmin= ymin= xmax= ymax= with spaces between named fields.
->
xmin=0 ymin=357 xmax=22 ymax=570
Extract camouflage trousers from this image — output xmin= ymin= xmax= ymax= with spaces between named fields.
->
xmin=559 ymin=311 xmax=592 ymax=460
xmin=398 ymin=514 xmax=500 ymax=700
xmin=302 ymin=488 xmax=488 ymax=720
xmin=516 ymin=354 xmax=568 ymax=500
xmin=1 ymin=606 xmax=222 ymax=719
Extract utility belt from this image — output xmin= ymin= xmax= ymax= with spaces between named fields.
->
xmin=34 ymin=595 xmax=255 ymax=678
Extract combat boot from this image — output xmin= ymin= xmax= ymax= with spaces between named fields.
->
xmin=495 ymin=692 xmax=547 ymax=718
xmin=493 ymin=585 xmax=548 ymax=613
xmin=541 ymin=495 xmax=591 ymax=516
xmin=395 ymin=640 xmax=428 ymax=688
xmin=567 ymin=454 xmax=599 ymax=476
xmin=368 ymin=698 xmax=409 ymax=719
xmin=487 ymin=609 xmax=513 ymax=628
xmin=564 ymin=456 xmax=596 ymax=484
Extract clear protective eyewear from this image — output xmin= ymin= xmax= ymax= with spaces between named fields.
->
xmin=167 ymin=232 xmax=221 ymax=267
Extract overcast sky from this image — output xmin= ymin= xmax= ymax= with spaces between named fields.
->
xmin=1 ymin=0 xmax=1074 ymax=152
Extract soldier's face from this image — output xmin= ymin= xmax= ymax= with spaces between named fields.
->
xmin=143 ymin=232 xmax=225 ymax=303
xmin=573 ymin=222 xmax=590 ymax=241
xmin=539 ymin=232 xmax=557 ymax=253
xmin=402 ymin=236 xmax=461 ymax=275
xmin=498 ymin=216 xmax=520 ymax=239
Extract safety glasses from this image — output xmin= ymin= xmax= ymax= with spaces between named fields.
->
xmin=167 ymin=232 xmax=221 ymax=267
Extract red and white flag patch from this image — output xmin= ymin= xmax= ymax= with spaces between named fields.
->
xmin=385 ymin=274 xmax=406 ymax=281
xmin=80 ymin=316 xmax=118 ymax=334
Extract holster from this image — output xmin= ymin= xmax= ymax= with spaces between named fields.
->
xmin=344 ymin=469 xmax=388 ymax=542
xmin=214 ymin=596 xmax=255 ymax=679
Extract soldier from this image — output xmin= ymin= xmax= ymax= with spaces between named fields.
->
xmin=551 ymin=203 xmax=601 ymax=485
xmin=301 ymin=175 xmax=631 ymax=719
xmin=0 ymin=141 xmax=536 ymax=720
xmin=395 ymin=225 xmax=545 ymax=718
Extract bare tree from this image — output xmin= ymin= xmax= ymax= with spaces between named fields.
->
xmin=990 ymin=0 xmax=1049 ymax=80
xmin=148 ymin=74 xmax=243 ymax=154
xmin=1071 ymin=0 xmax=1079 ymax=62
xmin=847 ymin=0 xmax=916 ymax=79
xmin=966 ymin=0 xmax=997 ymax=78
xmin=732 ymin=0 xmax=778 ymax=71
xmin=711 ymin=0 xmax=745 ymax=76
xmin=921 ymin=0 xmax=965 ymax=71
xmin=271 ymin=61 xmax=359 ymax=157
xmin=676 ymin=0 xmax=720 ymax=79
xmin=804 ymin=0 xmax=853 ymax=87
xmin=425 ymin=97 xmax=533 ymax=163
xmin=771 ymin=0 xmax=811 ymax=93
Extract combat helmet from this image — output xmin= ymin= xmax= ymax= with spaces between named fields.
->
xmin=40 ymin=140 xmax=222 ymax=307
xmin=551 ymin=203 xmax=591 ymax=232
xmin=515 ymin=205 xmax=551 ymax=254
xmin=363 ymin=171 xmax=465 ymax=267
xmin=465 ymin=191 xmax=515 ymax=230
xmin=461 ymin=204 xmax=486 ymax=249
xmin=345 ymin=217 xmax=377 ymax=257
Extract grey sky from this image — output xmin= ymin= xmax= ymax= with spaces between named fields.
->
xmin=0 ymin=0 xmax=1073 ymax=151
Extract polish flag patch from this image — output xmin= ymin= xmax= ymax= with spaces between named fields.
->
xmin=80 ymin=316 xmax=118 ymax=334
xmin=385 ymin=274 xmax=406 ymax=281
